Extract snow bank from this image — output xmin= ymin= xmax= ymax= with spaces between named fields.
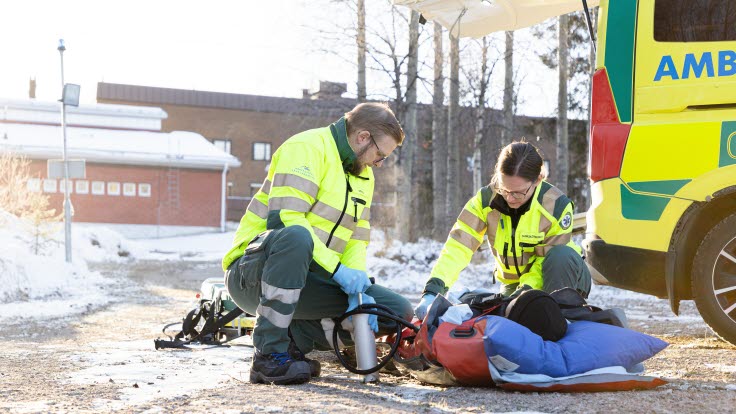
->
xmin=73 ymin=225 xmax=147 ymax=262
xmin=0 ymin=210 xmax=137 ymax=321
xmin=366 ymin=229 xmax=495 ymax=297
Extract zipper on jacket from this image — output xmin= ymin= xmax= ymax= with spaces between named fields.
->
xmin=351 ymin=197 xmax=366 ymax=222
xmin=326 ymin=174 xmax=350 ymax=247
xmin=501 ymin=219 xmax=509 ymax=268
xmin=511 ymin=226 xmax=522 ymax=278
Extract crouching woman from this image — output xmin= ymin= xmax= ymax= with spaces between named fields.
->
xmin=415 ymin=140 xmax=591 ymax=320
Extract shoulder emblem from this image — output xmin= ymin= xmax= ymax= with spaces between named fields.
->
xmin=559 ymin=211 xmax=572 ymax=230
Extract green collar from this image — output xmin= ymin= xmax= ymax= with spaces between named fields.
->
xmin=329 ymin=117 xmax=357 ymax=173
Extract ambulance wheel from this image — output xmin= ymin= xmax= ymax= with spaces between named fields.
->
xmin=691 ymin=212 xmax=736 ymax=345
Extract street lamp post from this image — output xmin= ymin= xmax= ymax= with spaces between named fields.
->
xmin=58 ymin=39 xmax=74 ymax=263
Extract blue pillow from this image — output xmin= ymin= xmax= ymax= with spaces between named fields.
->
xmin=482 ymin=316 xmax=668 ymax=377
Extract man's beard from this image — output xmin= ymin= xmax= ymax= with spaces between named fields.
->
xmin=348 ymin=143 xmax=371 ymax=175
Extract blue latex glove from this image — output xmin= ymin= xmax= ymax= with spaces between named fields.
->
xmin=347 ymin=293 xmax=378 ymax=333
xmin=333 ymin=265 xmax=372 ymax=295
xmin=414 ymin=294 xmax=436 ymax=321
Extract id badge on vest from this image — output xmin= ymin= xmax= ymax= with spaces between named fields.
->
xmin=518 ymin=231 xmax=544 ymax=247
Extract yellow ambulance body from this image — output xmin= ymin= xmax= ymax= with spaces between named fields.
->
xmin=584 ymin=0 xmax=736 ymax=344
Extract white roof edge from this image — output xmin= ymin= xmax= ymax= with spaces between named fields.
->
xmin=0 ymin=116 xmax=241 ymax=170
xmin=0 ymin=98 xmax=167 ymax=120
xmin=5 ymin=146 xmax=241 ymax=170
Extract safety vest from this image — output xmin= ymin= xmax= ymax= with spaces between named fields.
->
xmin=222 ymin=117 xmax=374 ymax=276
xmin=425 ymin=181 xmax=580 ymax=296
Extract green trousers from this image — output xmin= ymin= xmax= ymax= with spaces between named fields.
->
xmin=225 ymin=226 xmax=413 ymax=355
xmin=500 ymin=245 xmax=592 ymax=297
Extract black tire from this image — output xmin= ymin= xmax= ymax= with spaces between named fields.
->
xmin=691 ymin=212 xmax=736 ymax=345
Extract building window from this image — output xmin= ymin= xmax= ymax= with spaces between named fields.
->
xmin=43 ymin=179 xmax=57 ymax=193
xmin=139 ymin=183 xmax=152 ymax=197
xmin=91 ymin=181 xmax=105 ymax=195
xmin=107 ymin=182 xmax=121 ymax=196
xmin=123 ymin=182 xmax=136 ymax=197
xmin=27 ymin=178 xmax=41 ymax=192
xmin=58 ymin=179 xmax=73 ymax=194
xmin=214 ymin=139 xmax=232 ymax=154
xmin=76 ymin=180 xmax=89 ymax=194
xmin=253 ymin=142 xmax=271 ymax=161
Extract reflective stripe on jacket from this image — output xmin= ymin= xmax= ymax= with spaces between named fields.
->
xmin=425 ymin=181 xmax=581 ymax=295
xmin=222 ymin=117 xmax=373 ymax=275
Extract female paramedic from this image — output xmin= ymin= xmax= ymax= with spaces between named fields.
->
xmin=414 ymin=140 xmax=591 ymax=320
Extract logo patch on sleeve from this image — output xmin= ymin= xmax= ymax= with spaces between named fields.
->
xmin=292 ymin=165 xmax=315 ymax=180
xmin=560 ymin=212 xmax=572 ymax=230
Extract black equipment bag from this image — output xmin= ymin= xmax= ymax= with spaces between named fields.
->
xmin=458 ymin=287 xmax=626 ymax=341
xmin=550 ymin=287 xmax=628 ymax=328
xmin=154 ymin=297 xmax=244 ymax=350
xmin=504 ymin=289 xmax=568 ymax=341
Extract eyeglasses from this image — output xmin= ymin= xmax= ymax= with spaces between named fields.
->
xmin=495 ymin=182 xmax=534 ymax=200
xmin=369 ymin=134 xmax=389 ymax=163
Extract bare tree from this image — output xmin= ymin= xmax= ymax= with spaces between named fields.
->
xmin=446 ymin=33 xmax=461 ymax=218
xmin=534 ymin=10 xmax=596 ymax=203
xmin=357 ymin=0 xmax=367 ymax=102
xmin=303 ymin=1 xmax=437 ymax=236
xmin=360 ymin=3 xmax=430 ymax=117
xmin=502 ymin=31 xmax=515 ymax=143
xmin=556 ymin=15 xmax=570 ymax=194
xmin=396 ymin=10 xmax=420 ymax=242
xmin=471 ymin=36 xmax=492 ymax=191
xmin=431 ymin=22 xmax=447 ymax=239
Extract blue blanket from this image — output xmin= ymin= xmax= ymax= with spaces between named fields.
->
xmin=483 ymin=316 xmax=668 ymax=377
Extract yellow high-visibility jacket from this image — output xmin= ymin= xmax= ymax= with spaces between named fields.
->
xmin=222 ymin=117 xmax=373 ymax=277
xmin=424 ymin=181 xmax=581 ymax=296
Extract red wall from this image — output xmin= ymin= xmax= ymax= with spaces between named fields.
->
xmin=29 ymin=161 xmax=223 ymax=227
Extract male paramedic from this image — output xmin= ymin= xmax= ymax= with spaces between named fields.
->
xmin=223 ymin=102 xmax=413 ymax=385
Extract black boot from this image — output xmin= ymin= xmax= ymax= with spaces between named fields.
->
xmin=288 ymin=339 xmax=321 ymax=377
xmin=249 ymin=351 xmax=311 ymax=385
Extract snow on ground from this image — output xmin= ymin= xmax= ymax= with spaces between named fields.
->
xmin=67 ymin=338 xmax=253 ymax=410
xmin=0 ymin=213 xmax=681 ymax=323
xmin=133 ymin=231 xmax=235 ymax=262
xmin=705 ymin=363 xmax=736 ymax=374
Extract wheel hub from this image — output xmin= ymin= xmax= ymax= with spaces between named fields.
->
xmin=712 ymin=235 xmax=736 ymax=324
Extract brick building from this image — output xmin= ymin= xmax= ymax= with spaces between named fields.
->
xmin=0 ymin=98 xmax=240 ymax=238
xmin=96 ymin=82 xmax=588 ymax=232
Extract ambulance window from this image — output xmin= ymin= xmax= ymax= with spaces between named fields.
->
xmin=654 ymin=0 xmax=736 ymax=42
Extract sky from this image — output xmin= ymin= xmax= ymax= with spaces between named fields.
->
xmin=0 ymin=1 xmax=351 ymax=104
xmin=0 ymin=0 xmax=564 ymax=117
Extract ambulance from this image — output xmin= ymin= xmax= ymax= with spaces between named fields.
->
xmin=585 ymin=0 xmax=736 ymax=345
xmin=396 ymin=0 xmax=736 ymax=344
